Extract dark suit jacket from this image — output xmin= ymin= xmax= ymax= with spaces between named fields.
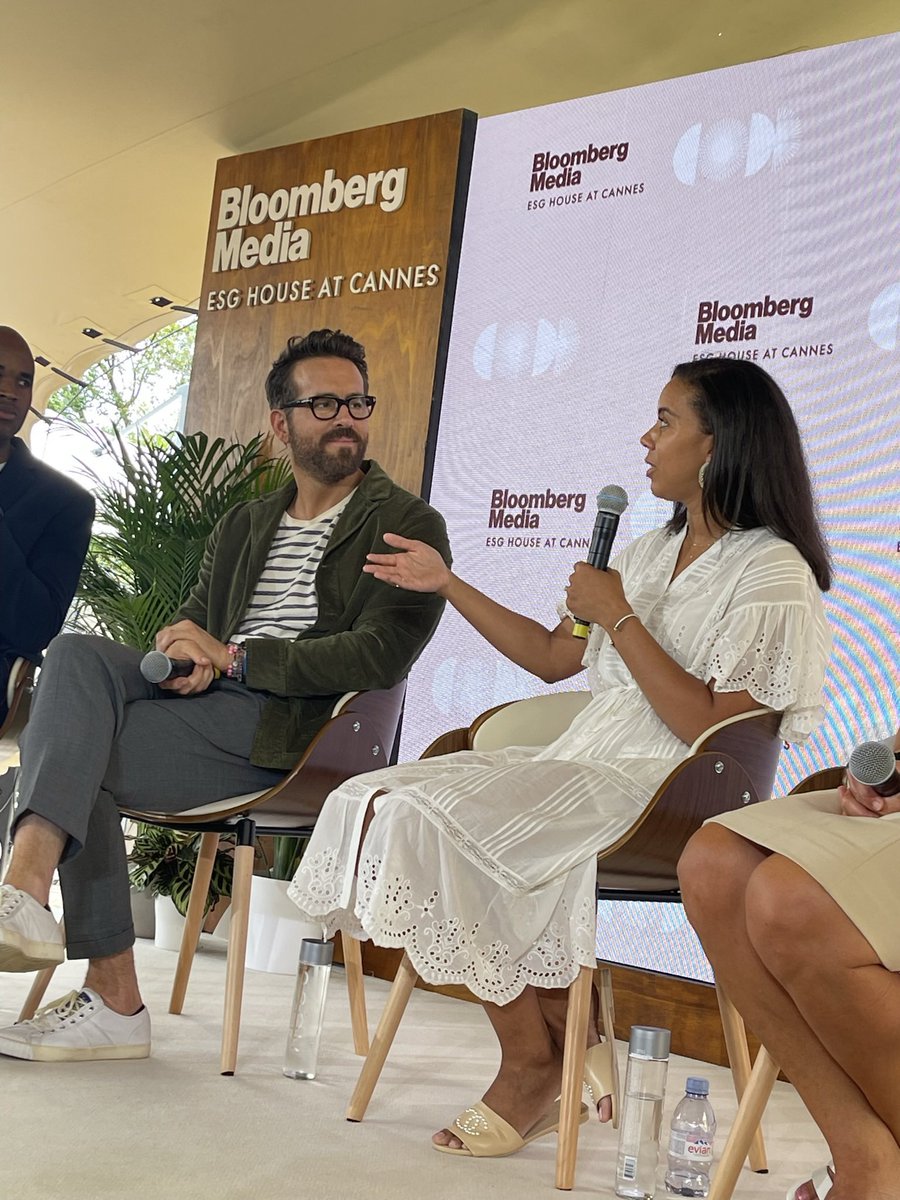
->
xmin=0 ymin=437 xmax=95 ymax=713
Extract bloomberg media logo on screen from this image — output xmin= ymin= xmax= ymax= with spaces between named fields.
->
xmin=530 ymin=140 xmax=629 ymax=192
xmin=695 ymin=293 xmax=814 ymax=344
xmin=489 ymin=488 xmax=586 ymax=530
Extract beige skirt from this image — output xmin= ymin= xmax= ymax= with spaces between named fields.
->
xmin=709 ymin=790 xmax=900 ymax=971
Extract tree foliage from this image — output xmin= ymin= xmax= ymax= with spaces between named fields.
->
xmin=48 ymin=321 xmax=196 ymax=430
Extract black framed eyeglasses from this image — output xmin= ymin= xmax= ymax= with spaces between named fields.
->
xmin=281 ymin=394 xmax=376 ymax=420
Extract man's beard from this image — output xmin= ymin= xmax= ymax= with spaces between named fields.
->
xmin=287 ymin=423 xmax=367 ymax=484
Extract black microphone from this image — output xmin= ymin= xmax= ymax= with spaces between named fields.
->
xmin=572 ymin=484 xmax=629 ymax=639
xmin=848 ymin=741 xmax=900 ymax=798
xmin=140 ymin=650 xmax=195 ymax=684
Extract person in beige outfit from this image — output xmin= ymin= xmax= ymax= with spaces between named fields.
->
xmin=679 ymin=724 xmax=900 ymax=1200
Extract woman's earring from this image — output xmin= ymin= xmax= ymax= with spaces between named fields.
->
xmin=698 ymin=462 xmax=708 ymax=489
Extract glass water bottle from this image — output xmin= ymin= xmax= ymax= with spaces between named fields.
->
xmin=283 ymin=937 xmax=334 ymax=1079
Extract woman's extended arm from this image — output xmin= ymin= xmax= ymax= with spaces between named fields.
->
xmin=364 ymin=533 xmax=586 ymax=683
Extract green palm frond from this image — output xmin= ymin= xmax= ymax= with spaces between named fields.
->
xmin=71 ymin=426 xmax=291 ymax=649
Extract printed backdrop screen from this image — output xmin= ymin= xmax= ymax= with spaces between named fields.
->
xmin=400 ymin=35 xmax=899 ymax=982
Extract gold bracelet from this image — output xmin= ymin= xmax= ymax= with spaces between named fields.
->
xmin=612 ymin=612 xmax=638 ymax=633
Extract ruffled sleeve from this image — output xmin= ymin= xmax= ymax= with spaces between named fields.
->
xmin=696 ymin=541 xmax=831 ymax=742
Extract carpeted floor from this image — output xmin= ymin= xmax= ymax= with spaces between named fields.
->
xmin=0 ymin=936 xmax=827 ymax=1200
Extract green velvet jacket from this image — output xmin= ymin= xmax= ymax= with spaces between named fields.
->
xmin=175 ymin=461 xmax=450 ymax=769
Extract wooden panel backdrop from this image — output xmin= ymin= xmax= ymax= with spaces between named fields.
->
xmin=186 ymin=109 xmax=475 ymax=496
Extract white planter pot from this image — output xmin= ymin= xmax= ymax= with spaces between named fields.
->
xmin=245 ymin=875 xmax=324 ymax=975
xmin=130 ymin=887 xmax=156 ymax=940
xmin=153 ymin=894 xmax=186 ymax=952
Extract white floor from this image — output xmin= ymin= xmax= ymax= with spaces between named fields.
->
xmin=0 ymin=936 xmax=828 ymax=1200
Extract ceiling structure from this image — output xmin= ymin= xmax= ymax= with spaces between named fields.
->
xmin=4 ymin=0 xmax=897 ymax=410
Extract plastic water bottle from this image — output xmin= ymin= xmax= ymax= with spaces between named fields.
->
xmin=615 ymin=1026 xmax=671 ymax=1199
xmin=665 ymin=1076 xmax=717 ymax=1196
xmin=282 ymin=937 xmax=333 ymax=1079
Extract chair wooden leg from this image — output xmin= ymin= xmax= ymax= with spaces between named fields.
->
xmin=555 ymin=964 xmax=594 ymax=1190
xmin=708 ymin=1045 xmax=780 ymax=1200
xmin=17 ymin=917 xmax=65 ymax=1021
xmin=18 ymin=965 xmax=57 ymax=1021
xmin=345 ymin=951 xmax=418 ymax=1121
xmin=169 ymin=831 xmax=218 ymax=1015
xmin=716 ymin=983 xmax=768 ymax=1171
xmin=220 ymin=836 xmax=255 ymax=1076
xmin=343 ymin=933 xmax=369 ymax=1055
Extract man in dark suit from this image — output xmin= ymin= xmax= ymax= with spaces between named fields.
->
xmin=0 ymin=325 xmax=95 ymax=723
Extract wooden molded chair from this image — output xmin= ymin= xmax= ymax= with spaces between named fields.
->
xmin=1 ymin=658 xmax=37 ymax=866
xmin=344 ymin=692 xmax=784 ymax=1191
xmin=20 ymin=681 xmax=407 ymax=1077
xmin=0 ymin=657 xmax=37 ymax=765
xmin=709 ymin=763 xmax=844 ymax=1200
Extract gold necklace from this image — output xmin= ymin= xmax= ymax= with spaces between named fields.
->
xmin=683 ymin=529 xmax=719 ymax=561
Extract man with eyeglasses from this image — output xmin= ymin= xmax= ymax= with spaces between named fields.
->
xmin=0 ymin=328 xmax=450 ymax=1062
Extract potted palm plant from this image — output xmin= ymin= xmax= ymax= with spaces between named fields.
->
xmin=73 ymin=427 xmax=289 ymax=649
xmin=71 ymin=426 xmax=291 ymax=942
xmin=127 ymin=825 xmax=235 ymax=949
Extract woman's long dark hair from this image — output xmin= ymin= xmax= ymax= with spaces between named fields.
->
xmin=667 ymin=358 xmax=831 ymax=590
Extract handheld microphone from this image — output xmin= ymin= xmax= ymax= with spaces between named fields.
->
xmin=572 ymin=484 xmax=629 ymax=639
xmin=140 ymin=650 xmax=197 ymax=684
xmin=848 ymin=741 xmax=900 ymax=798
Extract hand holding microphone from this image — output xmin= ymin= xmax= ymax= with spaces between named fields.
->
xmin=840 ymin=741 xmax=900 ymax=817
xmin=841 ymin=741 xmax=900 ymax=816
xmin=148 ymin=619 xmax=229 ymax=694
xmin=848 ymin=741 xmax=900 ymax=797
xmin=570 ymin=485 xmax=629 ymax=639
xmin=140 ymin=651 xmax=211 ymax=684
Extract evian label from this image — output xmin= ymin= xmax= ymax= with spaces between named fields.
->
xmin=669 ymin=1132 xmax=714 ymax=1161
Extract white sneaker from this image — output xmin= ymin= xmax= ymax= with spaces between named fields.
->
xmin=0 ymin=989 xmax=151 ymax=1061
xmin=0 ymin=884 xmax=64 ymax=971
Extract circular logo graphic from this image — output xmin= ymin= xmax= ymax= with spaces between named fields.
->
xmin=868 ymin=282 xmax=900 ymax=351
xmin=673 ymin=109 xmax=801 ymax=185
xmin=473 ymin=318 xmax=579 ymax=380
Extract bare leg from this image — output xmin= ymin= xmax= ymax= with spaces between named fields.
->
xmin=747 ymin=853 xmax=900 ymax=1143
xmin=3 ymin=813 xmax=66 ymax=905
xmin=432 ymin=985 xmax=563 ymax=1149
xmin=536 ymin=984 xmax=614 ymax=1122
xmin=83 ymin=948 xmax=143 ymax=1015
xmin=680 ymin=825 xmax=900 ymax=1200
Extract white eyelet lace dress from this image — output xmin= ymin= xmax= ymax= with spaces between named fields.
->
xmin=288 ymin=525 xmax=830 ymax=1004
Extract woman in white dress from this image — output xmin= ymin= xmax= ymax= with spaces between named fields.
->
xmin=289 ymin=357 xmax=833 ymax=1157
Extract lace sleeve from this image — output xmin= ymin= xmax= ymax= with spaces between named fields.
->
xmin=698 ymin=550 xmax=831 ymax=742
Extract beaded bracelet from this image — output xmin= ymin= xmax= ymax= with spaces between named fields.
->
xmin=226 ymin=642 xmax=247 ymax=683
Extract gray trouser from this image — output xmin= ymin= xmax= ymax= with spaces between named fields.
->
xmin=13 ymin=635 xmax=284 ymax=959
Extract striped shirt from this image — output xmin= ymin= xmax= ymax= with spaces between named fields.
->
xmin=233 ymin=493 xmax=353 ymax=641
